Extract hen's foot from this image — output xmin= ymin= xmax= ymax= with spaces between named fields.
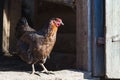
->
xmin=30 ymin=71 xmax=40 ymax=76
xmin=41 ymin=70 xmax=54 ymax=74
xmin=30 ymin=64 xmax=40 ymax=76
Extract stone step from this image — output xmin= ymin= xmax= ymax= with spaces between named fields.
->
xmin=0 ymin=69 xmax=100 ymax=80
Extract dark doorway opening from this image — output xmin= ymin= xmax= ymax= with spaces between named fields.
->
xmin=0 ymin=0 xmax=4 ymax=53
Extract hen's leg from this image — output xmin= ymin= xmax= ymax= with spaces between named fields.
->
xmin=39 ymin=63 xmax=54 ymax=74
xmin=39 ymin=63 xmax=48 ymax=72
xmin=31 ymin=64 xmax=41 ymax=76
xmin=39 ymin=58 xmax=48 ymax=72
xmin=31 ymin=64 xmax=35 ymax=74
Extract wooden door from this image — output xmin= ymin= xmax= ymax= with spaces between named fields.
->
xmin=105 ymin=0 xmax=120 ymax=78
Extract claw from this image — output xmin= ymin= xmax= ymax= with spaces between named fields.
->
xmin=30 ymin=72 xmax=41 ymax=76
xmin=31 ymin=71 xmax=35 ymax=75
xmin=39 ymin=63 xmax=54 ymax=74
xmin=30 ymin=64 xmax=41 ymax=76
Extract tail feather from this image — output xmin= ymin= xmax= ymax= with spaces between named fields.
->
xmin=17 ymin=17 xmax=28 ymax=26
xmin=15 ymin=17 xmax=35 ymax=39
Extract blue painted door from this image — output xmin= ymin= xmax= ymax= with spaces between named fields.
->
xmin=92 ymin=0 xmax=105 ymax=76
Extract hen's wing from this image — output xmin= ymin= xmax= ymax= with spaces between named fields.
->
xmin=17 ymin=32 xmax=45 ymax=63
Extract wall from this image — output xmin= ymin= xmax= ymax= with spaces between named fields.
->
xmin=22 ymin=0 xmax=34 ymax=26
xmin=2 ymin=0 xmax=21 ymax=55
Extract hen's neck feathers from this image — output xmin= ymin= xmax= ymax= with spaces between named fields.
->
xmin=37 ymin=21 xmax=58 ymax=39
xmin=43 ymin=22 xmax=58 ymax=38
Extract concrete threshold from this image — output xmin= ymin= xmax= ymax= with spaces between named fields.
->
xmin=0 ymin=69 xmax=100 ymax=80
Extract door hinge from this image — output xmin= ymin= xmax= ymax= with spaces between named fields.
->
xmin=96 ymin=37 xmax=105 ymax=46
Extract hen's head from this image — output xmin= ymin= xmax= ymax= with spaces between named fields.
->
xmin=50 ymin=18 xmax=64 ymax=28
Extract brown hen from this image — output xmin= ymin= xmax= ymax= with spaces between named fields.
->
xmin=16 ymin=18 xmax=64 ymax=74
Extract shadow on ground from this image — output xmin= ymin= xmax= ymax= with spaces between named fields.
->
xmin=0 ymin=52 xmax=76 ymax=72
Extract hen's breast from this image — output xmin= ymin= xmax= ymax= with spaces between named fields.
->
xmin=33 ymin=36 xmax=56 ymax=60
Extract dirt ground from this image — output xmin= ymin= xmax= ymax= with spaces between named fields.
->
xmin=0 ymin=54 xmax=99 ymax=80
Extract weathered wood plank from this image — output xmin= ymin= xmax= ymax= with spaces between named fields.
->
xmin=105 ymin=0 xmax=120 ymax=78
xmin=2 ymin=0 xmax=21 ymax=55
xmin=9 ymin=0 xmax=21 ymax=52
xmin=76 ymin=0 xmax=90 ymax=71
xmin=54 ymin=33 xmax=76 ymax=53
xmin=2 ymin=0 xmax=11 ymax=54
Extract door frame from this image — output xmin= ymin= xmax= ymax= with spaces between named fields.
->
xmin=76 ymin=0 xmax=105 ymax=77
xmin=76 ymin=0 xmax=92 ymax=72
